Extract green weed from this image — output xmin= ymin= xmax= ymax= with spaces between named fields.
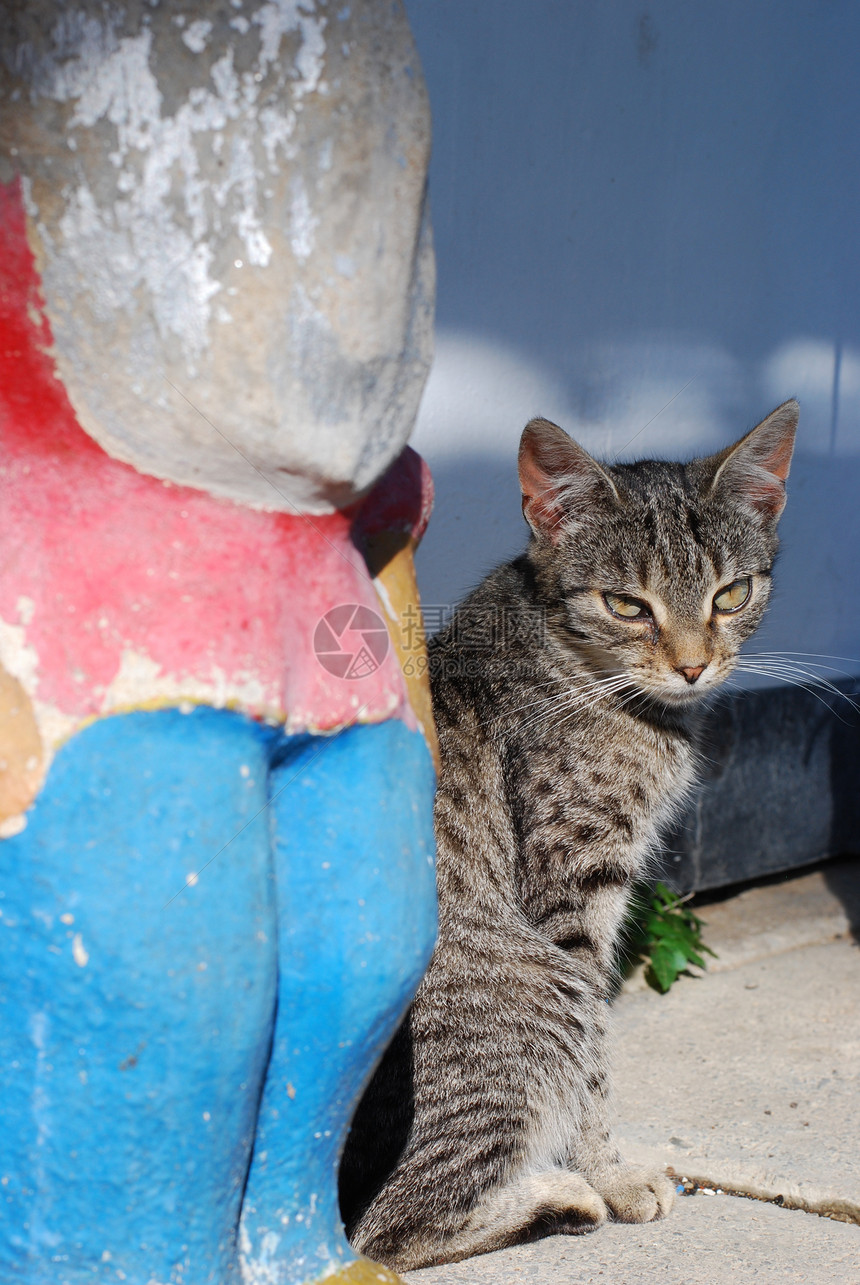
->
xmin=620 ymin=881 xmax=717 ymax=993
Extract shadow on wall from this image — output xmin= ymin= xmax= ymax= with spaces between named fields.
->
xmin=415 ymin=453 xmax=522 ymax=611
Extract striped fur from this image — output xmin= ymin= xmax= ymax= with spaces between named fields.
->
xmin=340 ymin=402 xmax=798 ymax=1270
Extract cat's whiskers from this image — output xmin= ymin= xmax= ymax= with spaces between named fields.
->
xmin=519 ymin=696 xmax=629 ymax=739
xmin=510 ymin=671 xmax=635 ymax=723
xmin=509 ymin=673 xmax=628 ymax=718
xmin=574 ymin=677 xmax=652 ymax=720
xmin=515 ymin=684 xmax=632 ymax=736
xmin=736 ymin=657 xmax=839 ymax=684
xmin=742 ymin=649 xmax=860 ymax=668
xmin=740 ymin=657 xmax=860 ymax=706
xmin=736 ymin=656 xmax=857 ymax=702
xmin=546 ymin=695 xmax=627 ymax=737
xmin=740 ymin=647 xmax=853 ymax=678
xmin=520 ymin=675 xmax=641 ymax=735
xmin=738 ymin=650 xmax=860 ymax=690
xmin=733 ymin=661 xmax=859 ymax=720
xmin=734 ymin=670 xmax=855 ymax=722
xmin=500 ymin=662 xmax=637 ymax=704
xmin=612 ymin=686 xmax=654 ymax=716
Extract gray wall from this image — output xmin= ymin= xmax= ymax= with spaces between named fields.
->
xmin=405 ymin=0 xmax=860 ymax=683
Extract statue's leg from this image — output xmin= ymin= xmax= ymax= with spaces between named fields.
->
xmin=0 ymin=707 xmax=279 ymax=1285
xmin=239 ymin=720 xmax=437 ymax=1285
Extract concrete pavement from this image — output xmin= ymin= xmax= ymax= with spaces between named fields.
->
xmin=406 ymin=1190 xmax=859 ymax=1285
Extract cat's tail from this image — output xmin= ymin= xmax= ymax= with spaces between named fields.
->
xmin=351 ymin=1164 xmax=608 ymax=1272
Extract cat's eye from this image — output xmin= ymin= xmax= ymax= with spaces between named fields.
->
xmin=713 ymin=577 xmax=752 ymax=613
xmin=603 ymin=592 xmax=651 ymax=620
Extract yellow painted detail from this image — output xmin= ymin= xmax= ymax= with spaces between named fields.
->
xmin=0 ymin=662 xmax=44 ymax=823
xmin=367 ymin=532 xmax=440 ymax=773
xmin=317 ymin=1258 xmax=407 ymax=1285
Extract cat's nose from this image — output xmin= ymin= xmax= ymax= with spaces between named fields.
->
xmin=677 ymin=663 xmax=707 ymax=684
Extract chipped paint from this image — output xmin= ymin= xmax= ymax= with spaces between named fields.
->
xmin=183 ymin=19 xmax=213 ymax=53
xmin=16 ymin=3 xmax=327 ymax=363
xmin=16 ymin=597 xmax=35 ymax=627
xmin=289 ymin=175 xmax=318 ymax=261
xmin=239 ymin=1217 xmax=347 ymax=1284
xmin=0 ymin=815 xmax=27 ymax=839
xmin=238 ymin=1220 xmax=287 ymax=1285
xmin=102 ymin=649 xmax=277 ymax=724
xmin=0 ymin=614 xmax=40 ymax=694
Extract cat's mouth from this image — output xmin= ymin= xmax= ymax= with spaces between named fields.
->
xmin=560 ymin=644 xmax=734 ymax=709
xmin=653 ymin=684 xmax=714 ymax=707
xmin=636 ymin=664 xmax=732 ymax=707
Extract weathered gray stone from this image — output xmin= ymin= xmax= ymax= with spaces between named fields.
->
xmin=405 ymin=1192 xmax=860 ymax=1285
xmin=662 ymin=678 xmax=860 ymax=892
xmin=0 ymin=0 xmax=433 ymax=512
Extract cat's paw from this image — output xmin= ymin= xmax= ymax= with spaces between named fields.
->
xmin=533 ymin=1171 xmax=609 ymax=1233
xmin=453 ymin=1170 xmax=609 ymax=1259
xmin=588 ymin=1164 xmax=675 ymax=1223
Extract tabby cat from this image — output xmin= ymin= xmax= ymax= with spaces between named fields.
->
xmin=340 ymin=400 xmax=799 ymax=1271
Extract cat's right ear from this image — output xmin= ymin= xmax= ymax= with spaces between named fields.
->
xmin=518 ymin=418 xmax=619 ymax=541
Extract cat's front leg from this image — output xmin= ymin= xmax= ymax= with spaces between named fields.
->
xmin=573 ymin=1088 xmax=675 ymax=1223
xmin=555 ymin=964 xmax=675 ymax=1224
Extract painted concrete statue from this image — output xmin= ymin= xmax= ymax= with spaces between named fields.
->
xmin=0 ymin=3 xmax=437 ymax=1283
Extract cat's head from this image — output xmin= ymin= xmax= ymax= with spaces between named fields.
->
xmin=518 ymin=401 xmax=798 ymax=706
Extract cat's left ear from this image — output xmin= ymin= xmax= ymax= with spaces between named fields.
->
xmin=705 ymin=399 xmax=798 ymax=521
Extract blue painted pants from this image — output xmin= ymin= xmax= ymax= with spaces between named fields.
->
xmin=0 ymin=709 xmax=437 ymax=1284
